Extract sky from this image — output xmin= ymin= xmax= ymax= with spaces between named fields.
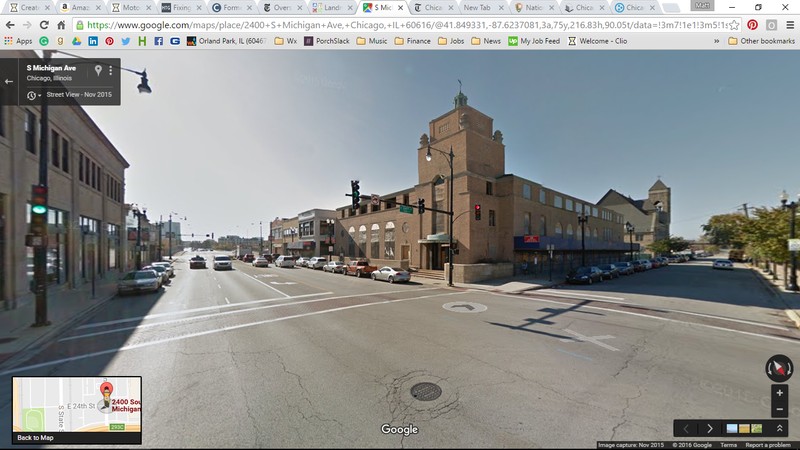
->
xmin=76 ymin=50 xmax=800 ymax=240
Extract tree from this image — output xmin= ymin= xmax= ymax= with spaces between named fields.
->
xmin=649 ymin=235 xmax=690 ymax=256
xmin=701 ymin=213 xmax=750 ymax=248
xmin=741 ymin=207 xmax=790 ymax=263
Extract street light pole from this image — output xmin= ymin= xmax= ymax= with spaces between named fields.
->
xmin=578 ymin=211 xmax=589 ymax=267
xmin=780 ymin=190 xmax=799 ymax=292
xmin=625 ymin=221 xmax=635 ymax=262
xmin=259 ymin=221 xmax=264 ymax=255
xmin=132 ymin=205 xmax=146 ymax=270
xmin=326 ymin=219 xmax=335 ymax=262
xmin=426 ymin=144 xmax=455 ymax=287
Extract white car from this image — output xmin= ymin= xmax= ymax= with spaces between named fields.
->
xmin=295 ymin=257 xmax=309 ymax=267
xmin=213 ymin=255 xmax=233 ymax=270
xmin=252 ymin=256 xmax=270 ymax=267
xmin=323 ymin=261 xmax=345 ymax=273
xmin=371 ymin=267 xmax=411 ymax=283
xmin=712 ymin=259 xmax=734 ymax=270
xmin=275 ymin=255 xmax=296 ymax=268
xmin=151 ymin=261 xmax=174 ymax=278
xmin=307 ymin=257 xmax=327 ymax=269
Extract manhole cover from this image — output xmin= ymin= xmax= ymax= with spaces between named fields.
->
xmin=0 ymin=337 xmax=18 ymax=344
xmin=410 ymin=382 xmax=442 ymax=401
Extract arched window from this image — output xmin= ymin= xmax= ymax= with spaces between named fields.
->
xmin=384 ymin=222 xmax=395 ymax=259
xmin=555 ymin=222 xmax=563 ymax=237
xmin=566 ymin=224 xmax=574 ymax=238
xmin=358 ymin=225 xmax=367 ymax=258
xmin=593 ymin=228 xmax=598 ymax=239
xmin=371 ymin=224 xmax=380 ymax=259
xmin=434 ymin=177 xmax=446 ymax=234
xmin=540 ymin=216 xmax=547 ymax=236
xmin=577 ymin=225 xmax=583 ymax=239
xmin=348 ymin=226 xmax=356 ymax=257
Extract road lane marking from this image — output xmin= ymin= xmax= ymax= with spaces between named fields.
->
xmin=76 ymin=287 xmax=444 ymax=330
xmin=536 ymin=291 xmax=627 ymax=301
xmin=528 ymin=293 xmax=790 ymax=331
xmin=559 ymin=329 xmax=619 ymax=351
xmin=487 ymin=291 xmax=800 ymax=345
xmin=225 ymin=297 xmax=230 ymax=304
xmin=6 ymin=291 xmax=468 ymax=375
xmin=239 ymin=271 xmax=290 ymax=297
xmin=62 ymin=288 xmax=450 ymax=342
xmin=218 ymin=284 xmax=221 ymax=289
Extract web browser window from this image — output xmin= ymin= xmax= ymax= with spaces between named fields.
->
xmin=0 ymin=0 xmax=799 ymax=448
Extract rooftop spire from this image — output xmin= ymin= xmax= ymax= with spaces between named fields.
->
xmin=454 ymin=80 xmax=468 ymax=108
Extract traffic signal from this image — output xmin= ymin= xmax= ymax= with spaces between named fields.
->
xmin=192 ymin=233 xmax=194 ymax=238
xmin=212 ymin=233 xmax=214 ymax=239
xmin=418 ymin=198 xmax=425 ymax=214
xmin=30 ymin=185 xmax=48 ymax=235
xmin=206 ymin=234 xmax=210 ymax=238
xmin=475 ymin=204 xmax=481 ymax=221
xmin=351 ymin=180 xmax=361 ymax=211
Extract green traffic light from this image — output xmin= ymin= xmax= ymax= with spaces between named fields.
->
xmin=31 ymin=205 xmax=47 ymax=215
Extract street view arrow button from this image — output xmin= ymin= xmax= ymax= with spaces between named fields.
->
xmin=5 ymin=21 xmax=14 ymax=29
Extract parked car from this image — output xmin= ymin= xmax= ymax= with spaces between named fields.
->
xmin=650 ymin=259 xmax=662 ymax=269
xmin=566 ymin=266 xmax=603 ymax=285
xmin=667 ymin=256 xmax=680 ymax=263
xmin=150 ymin=261 xmax=174 ymax=278
xmin=712 ymin=259 xmax=734 ymax=270
xmin=213 ymin=255 xmax=233 ymax=270
xmin=614 ymin=261 xmax=635 ymax=276
xmin=295 ymin=257 xmax=310 ymax=268
xmin=371 ymin=266 xmax=411 ymax=283
xmin=656 ymin=257 xmax=669 ymax=266
xmin=631 ymin=260 xmax=645 ymax=272
xmin=189 ymin=255 xmax=207 ymax=269
xmin=252 ymin=256 xmax=270 ymax=267
xmin=143 ymin=265 xmax=169 ymax=285
xmin=323 ymin=261 xmax=345 ymax=273
xmin=597 ymin=264 xmax=620 ymax=280
xmin=637 ymin=259 xmax=653 ymax=270
xmin=275 ymin=255 xmax=296 ymax=268
xmin=308 ymin=257 xmax=328 ymax=269
xmin=242 ymin=254 xmax=255 ymax=263
xmin=118 ymin=269 xmax=162 ymax=295
xmin=345 ymin=260 xmax=378 ymax=278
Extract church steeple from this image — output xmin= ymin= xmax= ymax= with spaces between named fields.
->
xmin=454 ymin=79 xmax=468 ymax=109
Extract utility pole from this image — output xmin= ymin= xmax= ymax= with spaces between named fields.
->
xmin=738 ymin=203 xmax=750 ymax=219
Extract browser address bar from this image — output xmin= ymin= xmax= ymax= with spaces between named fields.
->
xmin=72 ymin=17 xmax=743 ymax=33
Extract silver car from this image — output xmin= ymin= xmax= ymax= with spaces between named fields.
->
xmin=371 ymin=266 xmax=411 ymax=283
xmin=143 ymin=265 xmax=170 ymax=285
xmin=214 ymin=255 xmax=233 ymax=270
xmin=295 ymin=257 xmax=309 ymax=268
xmin=151 ymin=261 xmax=174 ymax=278
xmin=252 ymin=256 xmax=270 ymax=267
xmin=323 ymin=261 xmax=345 ymax=273
xmin=308 ymin=257 xmax=327 ymax=269
xmin=118 ymin=270 xmax=161 ymax=295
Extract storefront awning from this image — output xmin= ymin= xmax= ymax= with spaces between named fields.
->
xmin=418 ymin=234 xmax=456 ymax=245
xmin=287 ymin=240 xmax=316 ymax=250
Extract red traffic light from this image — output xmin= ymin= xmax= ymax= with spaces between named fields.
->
xmin=474 ymin=204 xmax=481 ymax=210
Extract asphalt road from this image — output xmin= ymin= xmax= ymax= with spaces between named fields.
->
xmin=1 ymin=254 xmax=798 ymax=448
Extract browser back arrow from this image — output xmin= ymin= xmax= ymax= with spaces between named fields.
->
xmin=5 ymin=21 xmax=13 ymax=29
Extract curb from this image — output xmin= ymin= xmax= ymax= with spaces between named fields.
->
xmin=749 ymin=267 xmax=800 ymax=329
xmin=0 ymin=289 xmax=117 ymax=373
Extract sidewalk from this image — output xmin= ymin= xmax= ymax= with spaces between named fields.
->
xmin=413 ymin=272 xmax=561 ymax=293
xmin=748 ymin=263 xmax=800 ymax=328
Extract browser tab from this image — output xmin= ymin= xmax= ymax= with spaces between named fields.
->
xmin=560 ymin=0 xmax=611 ymax=14
xmin=356 ymin=1 xmax=406 ymax=14
xmin=408 ymin=0 xmax=459 ymax=15
xmin=510 ymin=0 xmax=561 ymax=15
xmin=56 ymin=0 xmax=108 ymax=14
xmin=258 ymin=0 xmax=309 ymax=13
xmin=158 ymin=0 xmax=209 ymax=14
xmin=610 ymin=1 xmax=661 ymax=14
xmin=690 ymin=0 xmax=714 ymax=12
xmin=459 ymin=0 xmax=511 ymax=15
xmin=308 ymin=0 xmax=357 ymax=15
xmin=3 ymin=0 xmax=55 ymax=15
xmin=207 ymin=0 xmax=258 ymax=14
xmin=107 ymin=0 xmax=157 ymax=14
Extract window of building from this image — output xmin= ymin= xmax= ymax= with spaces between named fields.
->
xmin=636 ymin=233 xmax=644 ymax=242
xmin=434 ymin=178 xmax=446 ymax=234
xmin=592 ymin=207 xmax=599 ymax=218
xmin=555 ymin=222 xmax=563 ymax=236
xmin=438 ymin=122 xmax=450 ymax=134
xmin=403 ymin=193 xmax=409 ymax=205
xmin=565 ymin=199 xmax=573 ymax=211
xmin=593 ymin=228 xmax=598 ymax=239
xmin=79 ymin=153 xmax=84 ymax=182
xmin=358 ymin=225 xmax=367 ymax=258
xmin=25 ymin=110 xmax=36 ymax=154
xmin=348 ymin=227 xmax=356 ymax=257
xmin=384 ymin=222 xmax=395 ymax=259
xmin=371 ymin=224 xmax=380 ymax=259
xmin=61 ymin=138 xmax=69 ymax=173
xmin=554 ymin=195 xmax=563 ymax=208
xmin=91 ymin=162 xmax=97 ymax=189
xmin=540 ymin=215 xmax=547 ymax=236
xmin=567 ymin=224 xmax=574 ymax=238
xmin=577 ymin=224 xmax=583 ymax=239
xmin=51 ymin=130 xmax=60 ymax=168
xmin=576 ymin=202 xmax=583 ymax=213
xmin=359 ymin=204 xmax=367 ymax=215
xmin=341 ymin=210 xmax=345 ymax=219
xmin=486 ymin=181 xmax=493 ymax=195
xmin=107 ymin=223 xmax=119 ymax=269
xmin=524 ymin=212 xmax=531 ymax=235
xmin=522 ymin=184 xmax=531 ymax=200
xmin=539 ymin=189 xmax=546 ymax=204
xmin=300 ymin=221 xmax=314 ymax=237
xmin=489 ymin=210 xmax=496 ymax=227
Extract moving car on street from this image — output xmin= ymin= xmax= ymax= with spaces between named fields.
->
xmin=189 ymin=255 xmax=207 ymax=269
xmin=566 ymin=266 xmax=603 ymax=285
xmin=118 ymin=269 xmax=162 ymax=295
xmin=213 ymin=255 xmax=233 ymax=270
xmin=252 ymin=256 xmax=270 ymax=267
xmin=371 ymin=267 xmax=411 ymax=283
xmin=712 ymin=259 xmax=734 ymax=270
xmin=242 ymin=254 xmax=255 ymax=263
xmin=323 ymin=261 xmax=345 ymax=273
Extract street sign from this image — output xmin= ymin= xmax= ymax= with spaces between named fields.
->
xmin=328 ymin=245 xmax=334 ymax=252
xmin=399 ymin=205 xmax=413 ymax=214
xmin=371 ymin=194 xmax=380 ymax=206
xmin=789 ymin=239 xmax=800 ymax=251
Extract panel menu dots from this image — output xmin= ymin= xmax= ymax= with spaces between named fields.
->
xmin=11 ymin=376 xmax=142 ymax=445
